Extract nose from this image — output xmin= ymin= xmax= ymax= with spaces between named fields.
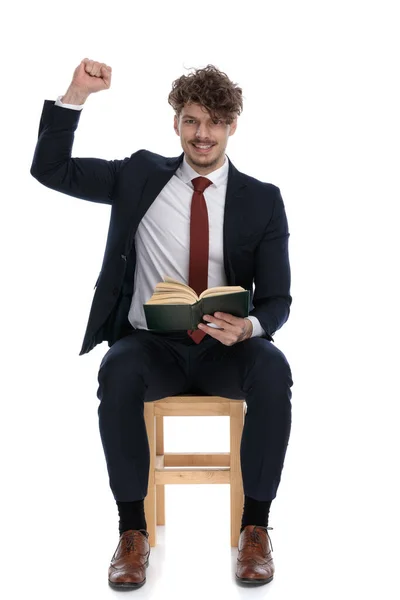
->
xmin=195 ymin=122 xmax=211 ymax=139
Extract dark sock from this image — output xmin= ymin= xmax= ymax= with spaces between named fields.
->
xmin=117 ymin=499 xmax=147 ymax=537
xmin=240 ymin=495 xmax=272 ymax=533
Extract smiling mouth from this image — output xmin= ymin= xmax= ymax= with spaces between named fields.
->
xmin=192 ymin=143 xmax=215 ymax=153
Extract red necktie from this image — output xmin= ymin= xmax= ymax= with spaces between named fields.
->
xmin=187 ymin=176 xmax=213 ymax=343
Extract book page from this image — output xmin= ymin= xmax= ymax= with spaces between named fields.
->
xmin=150 ymin=278 xmax=245 ymax=303
xmin=199 ymin=285 xmax=245 ymax=299
xmin=162 ymin=276 xmax=198 ymax=299
xmin=152 ymin=285 xmax=197 ymax=303
xmin=145 ymin=295 xmax=194 ymax=305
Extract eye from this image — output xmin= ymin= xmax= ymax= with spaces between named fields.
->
xmin=184 ymin=118 xmax=224 ymax=125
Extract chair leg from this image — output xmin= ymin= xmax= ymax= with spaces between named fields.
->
xmin=230 ymin=401 xmax=246 ymax=547
xmin=144 ymin=402 xmax=157 ymax=547
xmin=156 ymin=415 xmax=165 ymax=526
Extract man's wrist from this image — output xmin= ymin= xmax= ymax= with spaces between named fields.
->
xmin=244 ymin=318 xmax=253 ymax=339
xmin=61 ymin=86 xmax=89 ymax=105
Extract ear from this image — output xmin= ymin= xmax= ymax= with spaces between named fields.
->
xmin=174 ymin=115 xmax=179 ymax=136
xmin=229 ymin=118 xmax=238 ymax=136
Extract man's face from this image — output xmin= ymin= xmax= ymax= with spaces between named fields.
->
xmin=174 ymin=102 xmax=237 ymax=174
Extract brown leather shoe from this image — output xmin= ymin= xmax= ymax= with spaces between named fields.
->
xmin=235 ymin=525 xmax=275 ymax=585
xmin=108 ymin=529 xmax=150 ymax=590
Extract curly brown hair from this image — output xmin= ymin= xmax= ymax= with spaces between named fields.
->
xmin=168 ymin=64 xmax=243 ymax=125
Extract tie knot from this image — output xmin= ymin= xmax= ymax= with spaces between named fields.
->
xmin=192 ymin=176 xmax=213 ymax=194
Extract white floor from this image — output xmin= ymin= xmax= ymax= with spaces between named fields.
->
xmin=5 ymin=480 xmax=396 ymax=600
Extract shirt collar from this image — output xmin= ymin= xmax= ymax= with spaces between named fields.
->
xmin=176 ymin=153 xmax=229 ymax=189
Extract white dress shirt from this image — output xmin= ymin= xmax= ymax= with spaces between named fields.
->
xmin=54 ymin=95 xmax=265 ymax=337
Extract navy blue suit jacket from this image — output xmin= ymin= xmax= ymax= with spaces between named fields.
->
xmin=30 ymin=100 xmax=292 ymax=355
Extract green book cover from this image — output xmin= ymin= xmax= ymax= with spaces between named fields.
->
xmin=143 ymin=290 xmax=250 ymax=331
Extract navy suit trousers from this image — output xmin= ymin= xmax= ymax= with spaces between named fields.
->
xmin=96 ymin=329 xmax=293 ymax=502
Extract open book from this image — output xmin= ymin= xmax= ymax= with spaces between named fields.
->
xmin=143 ymin=276 xmax=250 ymax=331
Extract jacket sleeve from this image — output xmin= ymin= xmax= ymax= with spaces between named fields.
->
xmin=249 ymin=186 xmax=292 ymax=341
xmin=30 ymin=99 xmax=131 ymax=205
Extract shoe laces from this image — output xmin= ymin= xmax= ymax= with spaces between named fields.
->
xmin=247 ymin=526 xmax=274 ymax=553
xmin=122 ymin=529 xmax=148 ymax=552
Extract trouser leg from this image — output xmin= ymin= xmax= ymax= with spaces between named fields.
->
xmin=190 ymin=336 xmax=294 ymax=500
xmin=96 ymin=330 xmax=191 ymax=501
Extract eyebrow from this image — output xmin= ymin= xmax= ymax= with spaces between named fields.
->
xmin=182 ymin=114 xmax=222 ymax=120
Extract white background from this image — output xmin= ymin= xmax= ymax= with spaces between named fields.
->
xmin=1 ymin=0 xmax=399 ymax=598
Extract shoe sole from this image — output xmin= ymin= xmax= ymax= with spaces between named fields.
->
xmin=108 ymin=579 xmax=146 ymax=590
xmin=235 ymin=574 xmax=274 ymax=585
xmin=108 ymin=558 xmax=149 ymax=590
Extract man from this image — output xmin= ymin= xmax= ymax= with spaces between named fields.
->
xmin=30 ymin=58 xmax=294 ymax=589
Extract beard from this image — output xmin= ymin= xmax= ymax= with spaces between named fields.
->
xmin=187 ymin=142 xmax=224 ymax=169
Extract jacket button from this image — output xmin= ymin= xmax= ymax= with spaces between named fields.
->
xmin=112 ymin=287 xmax=119 ymax=296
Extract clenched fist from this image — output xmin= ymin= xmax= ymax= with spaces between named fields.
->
xmin=70 ymin=58 xmax=113 ymax=96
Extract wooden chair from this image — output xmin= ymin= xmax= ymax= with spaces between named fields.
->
xmin=143 ymin=394 xmax=247 ymax=547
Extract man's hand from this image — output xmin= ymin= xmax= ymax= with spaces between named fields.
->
xmin=197 ymin=312 xmax=253 ymax=345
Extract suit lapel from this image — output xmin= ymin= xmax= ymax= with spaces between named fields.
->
xmin=223 ymin=157 xmax=248 ymax=285
xmin=134 ymin=155 xmax=185 ymax=225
